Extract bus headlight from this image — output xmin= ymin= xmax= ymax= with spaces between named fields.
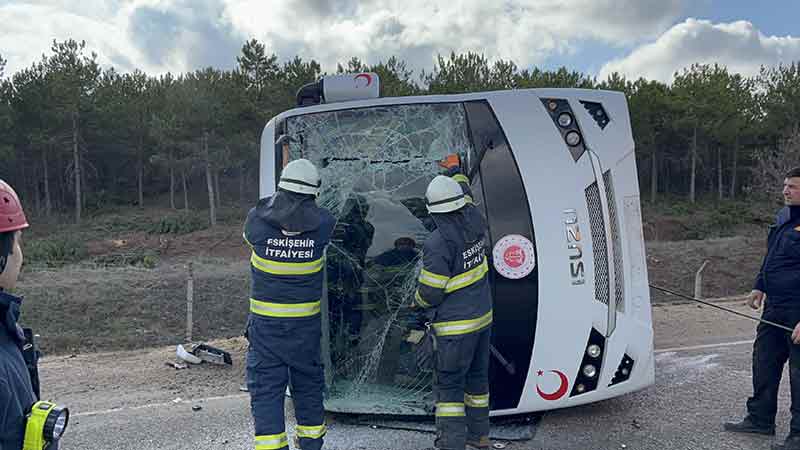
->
xmin=586 ymin=344 xmax=602 ymax=358
xmin=24 ymin=401 xmax=69 ymax=450
xmin=557 ymin=112 xmax=573 ymax=127
xmin=571 ymin=328 xmax=605 ymax=397
xmin=565 ymin=131 xmax=582 ymax=147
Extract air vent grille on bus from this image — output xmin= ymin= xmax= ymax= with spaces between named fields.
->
xmin=603 ymin=170 xmax=625 ymax=313
xmin=585 ymin=181 xmax=609 ymax=306
xmin=580 ymin=101 xmax=610 ymax=129
xmin=610 ymin=353 xmax=635 ymax=386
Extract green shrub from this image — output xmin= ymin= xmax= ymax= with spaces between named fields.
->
xmin=25 ymin=237 xmax=88 ymax=267
xmin=88 ymin=212 xmax=153 ymax=234
xmin=147 ymin=213 xmax=207 ymax=235
xmin=91 ymin=249 xmax=159 ymax=268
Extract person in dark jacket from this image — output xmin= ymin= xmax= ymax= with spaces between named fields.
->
xmin=725 ymin=167 xmax=800 ymax=450
xmin=416 ymin=160 xmax=493 ymax=450
xmin=0 ymin=179 xmax=37 ymax=450
xmin=374 ymin=237 xmax=418 ymax=267
xmin=327 ymin=195 xmax=374 ymax=346
xmin=243 ymin=159 xmax=336 ymax=450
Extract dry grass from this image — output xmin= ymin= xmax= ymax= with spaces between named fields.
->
xmin=18 ymin=258 xmax=250 ymax=355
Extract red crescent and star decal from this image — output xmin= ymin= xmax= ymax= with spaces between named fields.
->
xmin=354 ymin=73 xmax=372 ymax=87
xmin=536 ymin=369 xmax=569 ymax=401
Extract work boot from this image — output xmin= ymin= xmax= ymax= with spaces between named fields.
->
xmin=773 ymin=435 xmax=800 ymax=450
xmin=466 ymin=436 xmax=491 ymax=449
xmin=723 ymin=417 xmax=775 ymax=435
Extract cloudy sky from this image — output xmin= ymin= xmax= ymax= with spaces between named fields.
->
xmin=1 ymin=0 xmax=798 ymax=83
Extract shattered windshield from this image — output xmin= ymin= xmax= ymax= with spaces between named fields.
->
xmin=283 ymin=103 xmax=476 ymax=414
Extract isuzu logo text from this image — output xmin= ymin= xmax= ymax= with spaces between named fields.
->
xmin=563 ymin=209 xmax=585 ymax=285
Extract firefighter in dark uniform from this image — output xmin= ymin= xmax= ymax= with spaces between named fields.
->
xmin=0 ymin=179 xmax=43 ymax=450
xmin=416 ymin=157 xmax=493 ymax=450
xmin=725 ymin=168 xmax=800 ymax=450
xmin=244 ymin=159 xmax=336 ymax=450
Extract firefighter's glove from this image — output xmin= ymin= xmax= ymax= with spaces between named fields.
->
xmin=405 ymin=329 xmax=425 ymax=344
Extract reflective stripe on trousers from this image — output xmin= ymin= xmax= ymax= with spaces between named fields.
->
xmin=254 ymin=432 xmax=288 ymax=450
xmin=464 ymin=392 xmax=489 ymax=408
xmin=435 ymin=402 xmax=466 ymax=417
xmin=249 ymin=299 xmax=321 ymax=318
xmin=296 ymin=423 xmax=327 ymax=439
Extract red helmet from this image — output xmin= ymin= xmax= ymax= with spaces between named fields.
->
xmin=0 ymin=179 xmax=29 ymax=233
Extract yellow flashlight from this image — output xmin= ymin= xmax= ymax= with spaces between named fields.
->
xmin=23 ymin=401 xmax=69 ymax=450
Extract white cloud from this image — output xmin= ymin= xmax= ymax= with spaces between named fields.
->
xmin=226 ymin=0 xmax=690 ymax=74
xmin=599 ymin=18 xmax=800 ymax=83
xmin=0 ymin=0 xmax=244 ymax=76
xmin=1 ymin=0 xmax=690 ymax=77
xmin=0 ymin=2 xmax=143 ymax=75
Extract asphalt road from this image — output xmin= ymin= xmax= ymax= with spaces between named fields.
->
xmin=49 ymin=300 xmax=795 ymax=450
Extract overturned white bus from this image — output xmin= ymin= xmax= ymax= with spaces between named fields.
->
xmin=257 ymin=73 xmax=654 ymax=416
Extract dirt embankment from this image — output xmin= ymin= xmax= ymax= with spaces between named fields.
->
xmin=645 ymin=236 xmax=764 ymax=303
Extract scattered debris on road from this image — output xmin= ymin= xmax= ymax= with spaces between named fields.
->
xmin=192 ymin=343 xmax=232 ymax=365
xmin=176 ymin=342 xmax=233 ymax=366
xmin=177 ymin=344 xmax=203 ymax=364
xmin=165 ymin=361 xmax=188 ymax=370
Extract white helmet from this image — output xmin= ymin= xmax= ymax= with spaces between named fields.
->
xmin=425 ymin=175 xmax=466 ymax=214
xmin=278 ymin=159 xmax=321 ymax=196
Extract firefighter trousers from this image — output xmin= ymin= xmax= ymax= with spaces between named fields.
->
xmin=746 ymin=310 xmax=800 ymax=435
xmin=246 ymin=315 xmax=326 ymax=450
xmin=434 ymin=328 xmax=491 ymax=450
